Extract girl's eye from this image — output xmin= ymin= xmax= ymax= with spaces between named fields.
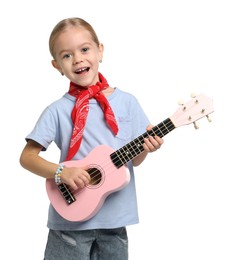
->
xmin=62 ymin=53 xmax=72 ymax=59
xmin=82 ymin=47 xmax=89 ymax=53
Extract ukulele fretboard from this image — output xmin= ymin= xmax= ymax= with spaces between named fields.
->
xmin=110 ymin=118 xmax=175 ymax=168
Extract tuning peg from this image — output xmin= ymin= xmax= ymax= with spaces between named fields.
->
xmin=193 ymin=121 xmax=199 ymax=129
xmin=191 ymin=92 xmax=197 ymax=98
xmin=178 ymin=99 xmax=187 ymax=111
xmin=178 ymin=99 xmax=184 ymax=105
xmin=206 ymin=115 xmax=212 ymax=122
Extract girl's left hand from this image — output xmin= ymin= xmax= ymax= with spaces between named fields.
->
xmin=143 ymin=124 xmax=164 ymax=152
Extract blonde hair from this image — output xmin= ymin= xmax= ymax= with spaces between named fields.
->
xmin=49 ymin=17 xmax=100 ymax=59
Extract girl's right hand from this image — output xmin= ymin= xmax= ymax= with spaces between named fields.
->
xmin=60 ymin=167 xmax=91 ymax=190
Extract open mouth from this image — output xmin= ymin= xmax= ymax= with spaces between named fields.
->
xmin=75 ymin=67 xmax=90 ymax=74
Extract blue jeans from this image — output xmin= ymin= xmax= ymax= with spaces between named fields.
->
xmin=44 ymin=227 xmax=128 ymax=260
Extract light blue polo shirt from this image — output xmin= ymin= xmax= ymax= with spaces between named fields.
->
xmin=26 ymin=88 xmax=150 ymax=230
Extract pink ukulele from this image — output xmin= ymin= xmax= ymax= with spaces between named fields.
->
xmin=46 ymin=93 xmax=214 ymax=222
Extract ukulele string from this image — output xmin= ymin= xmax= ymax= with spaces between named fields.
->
xmin=86 ymin=138 xmax=147 ymax=186
xmin=72 ymin=121 xmax=174 ymax=191
xmin=69 ymin=121 xmax=175 ymax=196
xmin=78 ymin=121 xmax=174 ymax=187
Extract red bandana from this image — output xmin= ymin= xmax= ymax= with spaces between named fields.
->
xmin=66 ymin=72 xmax=119 ymax=160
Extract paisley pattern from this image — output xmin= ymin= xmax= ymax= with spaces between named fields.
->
xmin=66 ymin=73 xmax=119 ymax=160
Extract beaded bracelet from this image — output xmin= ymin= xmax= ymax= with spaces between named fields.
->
xmin=55 ymin=164 xmax=64 ymax=184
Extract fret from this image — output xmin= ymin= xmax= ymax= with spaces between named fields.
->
xmin=110 ymin=151 xmax=123 ymax=168
xmin=126 ymin=141 xmax=138 ymax=158
xmin=154 ymin=125 xmax=164 ymax=137
xmin=116 ymin=148 xmax=130 ymax=166
xmin=110 ymin=118 xmax=175 ymax=169
xmin=57 ymin=183 xmax=76 ymax=205
xmin=149 ymin=127 xmax=157 ymax=137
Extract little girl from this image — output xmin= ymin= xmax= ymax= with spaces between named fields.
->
xmin=20 ymin=17 xmax=163 ymax=260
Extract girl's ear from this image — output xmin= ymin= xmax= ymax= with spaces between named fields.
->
xmin=51 ymin=60 xmax=63 ymax=75
xmin=99 ymin=43 xmax=104 ymax=62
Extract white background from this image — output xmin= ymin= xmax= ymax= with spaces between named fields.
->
xmin=1 ymin=0 xmax=238 ymax=259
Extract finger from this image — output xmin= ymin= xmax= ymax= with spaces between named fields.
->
xmin=74 ymin=177 xmax=88 ymax=189
xmin=81 ymin=170 xmax=91 ymax=182
xmin=149 ymin=136 xmax=164 ymax=148
xmin=146 ymin=124 xmax=154 ymax=131
xmin=68 ymin=180 xmax=78 ymax=190
xmin=143 ymin=138 xmax=156 ymax=151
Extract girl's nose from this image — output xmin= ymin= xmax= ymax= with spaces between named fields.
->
xmin=73 ymin=53 xmax=83 ymax=65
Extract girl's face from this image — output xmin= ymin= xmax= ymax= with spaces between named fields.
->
xmin=52 ymin=26 xmax=104 ymax=87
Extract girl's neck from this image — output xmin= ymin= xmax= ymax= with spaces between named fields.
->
xmin=102 ymin=86 xmax=115 ymax=96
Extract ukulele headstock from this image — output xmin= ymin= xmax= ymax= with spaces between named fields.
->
xmin=170 ymin=93 xmax=214 ymax=129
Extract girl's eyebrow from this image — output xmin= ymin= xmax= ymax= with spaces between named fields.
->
xmin=59 ymin=49 xmax=71 ymax=55
xmin=58 ymin=42 xmax=93 ymax=56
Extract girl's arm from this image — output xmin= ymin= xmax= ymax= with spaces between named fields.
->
xmin=20 ymin=140 xmax=90 ymax=190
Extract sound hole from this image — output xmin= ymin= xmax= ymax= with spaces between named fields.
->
xmin=87 ymin=167 xmax=102 ymax=186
